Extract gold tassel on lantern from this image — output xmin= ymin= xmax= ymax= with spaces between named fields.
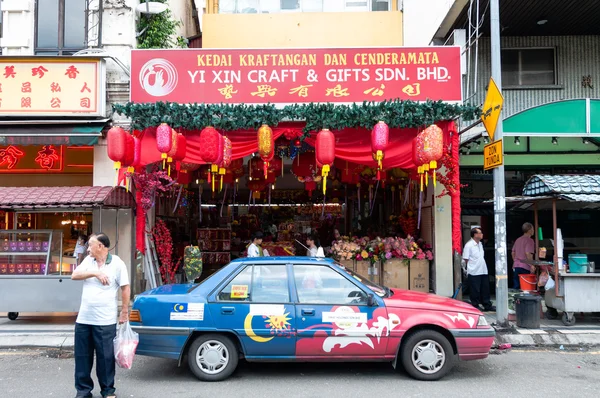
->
xmin=423 ymin=164 xmax=430 ymax=187
xmin=418 ymin=165 xmax=424 ymax=192
xmin=430 ymin=160 xmax=438 ymax=187
xmin=322 ymin=165 xmax=330 ymax=195
xmin=219 ymin=166 xmax=225 ymax=192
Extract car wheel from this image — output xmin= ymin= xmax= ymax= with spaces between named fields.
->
xmin=8 ymin=312 xmax=18 ymax=321
xmin=187 ymin=334 xmax=238 ymax=381
xmin=400 ymin=330 xmax=455 ymax=381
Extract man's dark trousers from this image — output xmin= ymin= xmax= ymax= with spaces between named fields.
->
xmin=469 ymin=274 xmax=493 ymax=309
xmin=74 ymin=323 xmax=117 ymax=398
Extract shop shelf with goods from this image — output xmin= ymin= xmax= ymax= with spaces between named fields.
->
xmin=0 ymin=229 xmax=84 ymax=320
xmin=197 ymin=228 xmax=231 ymax=278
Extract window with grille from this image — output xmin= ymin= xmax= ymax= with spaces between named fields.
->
xmin=501 ymin=48 xmax=557 ymax=87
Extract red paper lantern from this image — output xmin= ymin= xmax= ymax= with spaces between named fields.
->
xmin=156 ymin=123 xmax=173 ymax=161
xmin=217 ymin=136 xmax=232 ymax=191
xmin=371 ymin=121 xmax=389 ymax=179
xmin=258 ymin=124 xmax=274 ymax=179
xmin=173 ymin=134 xmax=187 ymax=162
xmin=106 ymin=126 xmax=127 ymax=170
xmin=420 ymin=124 xmax=444 ymax=186
xmin=166 ymin=128 xmax=179 ymax=163
xmin=132 ymin=137 xmax=142 ymax=168
xmin=122 ymin=134 xmax=135 ymax=169
xmin=316 ymin=129 xmax=335 ymax=194
xmin=199 ymin=126 xmax=224 ymax=191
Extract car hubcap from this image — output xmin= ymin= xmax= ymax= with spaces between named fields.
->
xmin=196 ymin=340 xmax=229 ymax=374
xmin=411 ymin=339 xmax=445 ymax=374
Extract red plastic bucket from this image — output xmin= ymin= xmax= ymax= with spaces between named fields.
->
xmin=519 ymin=274 xmax=537 ymax=291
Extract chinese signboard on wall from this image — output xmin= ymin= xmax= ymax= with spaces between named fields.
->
xmin=131 ymin=47 xmax=462 ymax=104
xmin=0 ymin=58 xmax=106 ymax=116
xmin=0 ymin=145 xmax=93 ymax=173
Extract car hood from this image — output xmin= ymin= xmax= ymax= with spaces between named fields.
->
xmin=384 ymin=288 xmax=482 ymax=315
xmin=140 ymin=283 xmax=195 ymax=296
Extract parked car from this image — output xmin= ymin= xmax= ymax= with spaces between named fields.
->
xmin=130 ymin=257 xmax=495 ymax=381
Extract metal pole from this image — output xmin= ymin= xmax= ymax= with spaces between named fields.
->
xmin=490 ymin=0 xmax=509 ymax=326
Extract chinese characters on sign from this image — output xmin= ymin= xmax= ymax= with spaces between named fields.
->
xmin=0 ymin=59 xmax=102 ymax=116
xmin=0 ymin=145 xmax=63 ymax=172
xmin=131 ymin=47 xmax=462 ymax=104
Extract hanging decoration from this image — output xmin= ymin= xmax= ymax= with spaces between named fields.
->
xmin=257 ymin=124 xmax=274 ymax=179
xmin=219 ymin=136 xmax=232 ymax=191
xmin=132 ymin=137 xmax=142 ymax=171
xmin=371 ymin=121 xmax=389 ymax=180
xmin=156 ymin=123 xmax=173 ymax=167
xmin=412 ymin=136 xmax=429 ymax=192
xmin=419 ymin=124 xmax=444 ymax=187
xmin=315 ymin=129 xmax=335 ymax=194
xmin=106 ymin=126 xmax=127 ymax=172
xmin=199 ymin=126 xmax=224 ymax=192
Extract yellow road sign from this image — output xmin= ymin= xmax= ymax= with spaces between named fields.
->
xmin=481 ymin=78 xmax=504 ymax=141
xmin=483 ymin=140 xmax=503 ymax=170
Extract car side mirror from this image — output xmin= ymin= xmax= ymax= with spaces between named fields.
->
xmin=367 ymin=293 xmax=376 ymax=307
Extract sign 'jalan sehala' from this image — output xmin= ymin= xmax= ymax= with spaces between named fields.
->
xmin=131 ymin=47 xmax=462 ymax=104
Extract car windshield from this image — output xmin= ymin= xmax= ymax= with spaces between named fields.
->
xmin=333 ymin=261 xmax=389 ymax=298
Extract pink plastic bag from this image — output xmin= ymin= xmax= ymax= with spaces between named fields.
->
xmin=113 ymin=322 xmax=139 ymax=369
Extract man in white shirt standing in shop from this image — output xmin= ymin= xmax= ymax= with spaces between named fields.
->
xmin=71 ymin=233 xmax=130 ymax=398
xmin=462 ymin=227 xmax=496 ymax=312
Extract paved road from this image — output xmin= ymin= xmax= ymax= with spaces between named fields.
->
xmin=1 ymin=348 xmax=598 ymax=398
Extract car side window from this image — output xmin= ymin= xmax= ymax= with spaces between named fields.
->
xmin=293 ymin=264 xmax=368 ymax=305
xmin=218 ymin=266 xmax=253 ymax=302
xmin=218 ymin=264 xmax=289 ymax=303
xmin=251 ymin=265 xmax=290 ymax=303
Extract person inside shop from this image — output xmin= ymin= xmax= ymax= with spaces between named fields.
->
xmin=306 ymin=234 xmax=325 ymax=257
xmin=462 ymin=227 xmax=496 ymax=312
xmin=71 ymin=233 xmax=130 ymax=398
xmin=248 ymin=231 xmax=269 ymax=257
xmin=74 ymin=234 xmax=88 ymax=266
xmin=512 ymin=222 xmax=536 ymax=289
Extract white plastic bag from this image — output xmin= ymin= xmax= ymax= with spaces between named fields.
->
xmin=545 ymin=276 xmax=555 ymax=290
xmin=113 ymin=322 xmax=139 ymax=369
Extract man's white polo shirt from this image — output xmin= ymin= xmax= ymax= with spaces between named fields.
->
xmin=75 ymin=254 xmax=130 ymax=326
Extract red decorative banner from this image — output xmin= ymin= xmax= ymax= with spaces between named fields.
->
xmin=131 ymin=47 xmax=462 ymax=104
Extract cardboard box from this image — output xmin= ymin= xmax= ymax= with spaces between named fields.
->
xmin=382 ymin=259 xmax=409 ymax=290
xmin=408 ymin=259 xmax=430 ymax=293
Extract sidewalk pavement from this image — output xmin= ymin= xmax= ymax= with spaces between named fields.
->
xmin=2 ymin=311 xmax=600 ymax=351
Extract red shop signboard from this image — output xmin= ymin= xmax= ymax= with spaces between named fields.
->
xmin=130 ymin=47 xmax=462 ymax=104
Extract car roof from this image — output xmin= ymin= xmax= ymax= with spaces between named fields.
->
xmin=229 ymin=256 xmax=335 ymax=264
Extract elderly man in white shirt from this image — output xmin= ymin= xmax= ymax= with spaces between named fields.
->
xmin=71 ymin=233 xmax=130 ymax=398
xmin=462 ymin=227 xmax=495 ymax=312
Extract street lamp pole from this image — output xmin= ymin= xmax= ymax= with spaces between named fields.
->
xmin=490 ymin=0 xmax=509 ymax=326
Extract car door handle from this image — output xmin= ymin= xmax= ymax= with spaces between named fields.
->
xmin=221 ymin=307 xmax=235 ymax=315
xmin=301 ymin=309 xmax=315 ymax=316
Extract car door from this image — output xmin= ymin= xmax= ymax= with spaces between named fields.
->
xmin=209 ymin=263 xmax=296 ymax=358
xmin=293 ymin=263 xmax=389 ymax=358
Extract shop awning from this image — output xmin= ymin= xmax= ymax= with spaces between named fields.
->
xmin=0 ymin=186 xmax=135 ymax=210
xmin=503 ymin=175 xmax=600 ymax=210
xmin=0 ymin=119 xmax=108 ymax=146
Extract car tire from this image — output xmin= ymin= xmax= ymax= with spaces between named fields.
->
xmin=8 ymin=312 xmax=18 ymax=321
xmin=187 ymin=334 xmax=239 ymax=382
xmin=400 ymin=329 xmax=456 ymax=381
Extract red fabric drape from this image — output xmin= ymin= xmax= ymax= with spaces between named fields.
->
xmin=135 ymin=121 xmax=454 ymax=169
xmin=304 ymin=120 xmax=454 ymax=170
xmin=137 ymin=126 xmax=286 ymax=166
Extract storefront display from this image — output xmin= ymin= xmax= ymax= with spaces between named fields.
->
xmin=0 ymin=229 xmax=84 ymax=320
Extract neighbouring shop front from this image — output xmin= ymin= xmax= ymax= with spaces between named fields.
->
xmin=0 ymin=57 xmax=139 ymax=318
xmin=108 ymin=46 xmax=476 ymax=296
xmin=459 ymin=99 xmax=600 ymax=293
